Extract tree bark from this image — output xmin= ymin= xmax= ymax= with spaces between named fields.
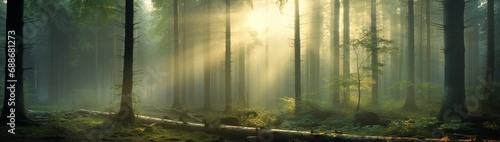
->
xmin=172 ymin=0 xmax=181 ymax=109
xmin=481 ymin=0 xmax=495 ymax=114
xmin=397 ymin=0 xmax=406 ymax=100
xmin=437 ymin=0 xmax=468 ymax=121
xmin=1 ymin=0 xmax=32 ymax=126
xmin=370 ymin=0 xmax=378 ymax=105
xmin=331 ymin=0 xmax=340 ymax=105
xmin=308 ymin=0 xmax=321 ymax=97
xmin=238 ymin=44 xmax=246 ymax=104
xmin=294 ymin=0 xmax=302 ymax=113
xmin=225 ymin=0 xmax=232 ymax=112
xmin=117 ymin=0 xmax=136 ymax=123
xmin=203 ymin=0 xmax=212 ymax=111
xmin=390 ymin=2 xmax=400 ymax=100
xmin=342 ymin=0 xmax=350 ymax=106
xmin=402 ymin=0 xmax=418 ymax=111
xmin=181 ymin=0 xmax=187 ymax=105
xmin=425 ymin=0 xmax=431 ymax=98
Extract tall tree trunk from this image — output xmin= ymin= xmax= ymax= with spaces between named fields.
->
xmin=238 ymin=44 xmax=246 ymax=104
xmin=331 ymin=0 xmax=340 ymax=105
xmin=418 ymin=0 xmax=423 ymax=85
xmin=117 ymin=0 xmax=136 ymax=123
xmin=185 ymin=2 xmax=195 ymax=105
xmin=390 ymin=3 xmax=400 ymax=100
xmin=437 ymin=0 xmax=468 ymax=121
xmin=1 ymin=0 xmax=32 ymax=127
xmin=225 ymin=0 xmax=232 ymax=112
xmin=294 ymin=0 xmax=302 ymax=113
xmin=342 ymin=0 xmax=350 ymax=106
xmin=95 ymin=30 xmax=100 ymax=105
xmin=397 ymin=0 xmax=406 ymax=100
xmin=172 ymin=0 xmax=181 ymax=109
xmin=482 ymin=0 xmax=495 ymax=113
xmin=370 ymin=0 xmax=378 ymax=105
xmin=203 ymin=0 xmax=212 ymax=111
xmin=49 ymin=22 xmax=58 ymax=105
xmin=425 ymin=0 xmax=431 ymax=98
xmin=265 ymin=0 xmax=270 ymax=99
xmin=181 ymin=0 xmax=187 ymax=105
xmin=402 ymin=0 xmax=418 ymax=111
xmin=308 ymin=0 xmax=321 ymax=97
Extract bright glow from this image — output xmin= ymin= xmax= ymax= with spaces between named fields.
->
xmin=281 ymin=0 xmax=307 ymax=15
xmin=245 ymin=11 xmax=266 ymax=32
xmin=245 ymin=0 xmax=306 ymax=32
xmin=143 ymin=0 xmax=154 ymax=12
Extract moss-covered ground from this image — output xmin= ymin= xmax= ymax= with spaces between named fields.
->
xmin=1 ymin=99 xmax=499 ymax=141
xmin=0 ymin=109 xmax=224 ymax=142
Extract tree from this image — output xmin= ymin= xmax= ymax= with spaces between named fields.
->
xmin=117 ymin=0 xmax=136 ymax=123
xmin=370 ymin=0 xmax=379 ymax=105
xmin=389 ymin=0 xmax=401 ymax=100
xmin=425 ymin=0 xmax=431 ymax=96
xmin=172 ymin=0 xmax=182 ymax=109
xmin=238 ymin=43 xmax=246 ymax=104
xmin=1 ymin=0 xmax=36 ymax=127
xmin=225 ymin=0 xmax=232 ymax=112
xmin=276 ymin=0 xmax=302 ymax=113
xmin=331 ymin=0 xmax=340 ymax=105
xmin=308 ymin=0 xmax=321 ymax=97
xmin=402 ymin=0 xmax=418 ymax=111
xmin=203 ymin=0 xmax=212 ymax=110
xmin=294 ymin=0 xmax=302 ymax=113
xmin=351 ymin=29 xmax=392 ymax=112
xmin=397 ymin=0 xmax=406 ymax=100
xmin=180 ymin=0 xmax=187 ymax=105
xmin=437 ymin=0 xmax=468 ymax=121
xmin=342 ymin=0 xmax=351 ymax=106
xmin=482 ymin=0 xmax=495 ymax=113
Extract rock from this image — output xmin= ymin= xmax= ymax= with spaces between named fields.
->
xmin=354 ymin=112 xmax=381 ymax=126
xmin=220 ymin=116 xmax=240 ymax=126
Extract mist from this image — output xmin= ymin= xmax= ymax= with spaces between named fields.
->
xmin=1 ymin=0 xmax=500 ymax=141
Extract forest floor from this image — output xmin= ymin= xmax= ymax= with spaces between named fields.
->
xmin=0 ymin=109 xmax=227 ymax=142
xmin=0 ymin=102 xmax=499 ymax=141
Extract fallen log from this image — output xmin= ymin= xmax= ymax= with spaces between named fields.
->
xmin=170 ymin=109 xmax=203 ymax=123
xmin=146 ymin=105 xmax=203 ymax=123
xmin=74 ymin=109 xmax=473 ymax=142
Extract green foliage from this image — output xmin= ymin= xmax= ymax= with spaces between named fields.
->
xmin=324 ymin=73 xmax=375 ymax=103
xmin=386 ymin=117 xmax=439 ymax=137
xmin=324 ymin=74 xmax=356 ymax=91
xmin=69 ymin=0 xmax=121 ymax=25
xmin=228 ymin=104 xmax=278 ymax=128
xmin=278 ymin=97 xmax=295 ymax=114
xmin=351 ymin=28 xmax=397 ymax=74
xmin=483 ymin=120 xmax=500 ymax=130
xmin=351 ymin=29 xmax=397 ymax=55
xmin=300 ymin=97 xmax=339 ymax=120
xmin=1 ymin=111 xmax=221 ymax=141
xmin=390 ymin=81 xmax=443 ymax=103
xmin=439 ymin=120 xmax=476 ymax=132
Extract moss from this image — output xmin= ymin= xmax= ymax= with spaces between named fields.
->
xmin=0 ymin=110 xmax=224 ymax=142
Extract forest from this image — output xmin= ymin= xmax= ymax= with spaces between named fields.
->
xmin=0 ymin=0 xmax=499 ymax=141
